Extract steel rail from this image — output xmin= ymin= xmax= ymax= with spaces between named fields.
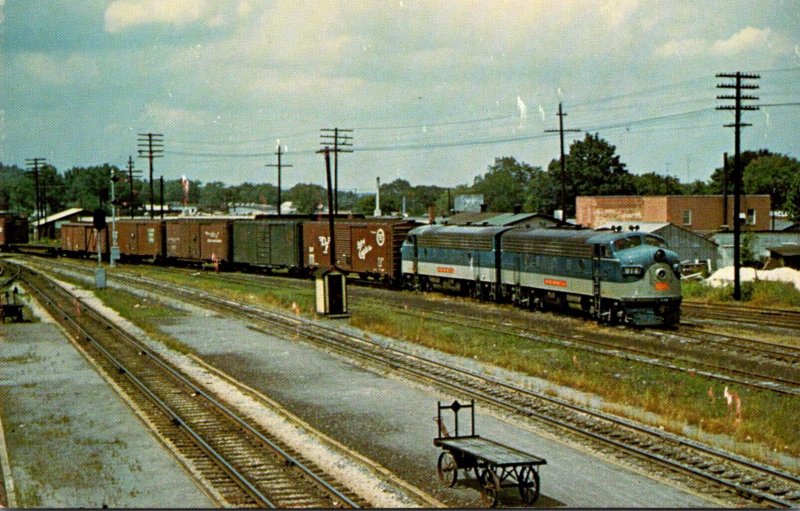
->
xmin=19 ymin=258 xmax=800 ymax=507
xmin=18 ymin=267 xmax=276 ymax=508
xmin=16 ymin=264 xmax=359 ymax=509
xmin=113 ymin=270 xmax=800 ymax=508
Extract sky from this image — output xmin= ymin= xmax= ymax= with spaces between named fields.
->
xmin=1 ymin=1 xmax=799 ymax=193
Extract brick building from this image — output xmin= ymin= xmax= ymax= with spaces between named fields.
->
xmin=576 ymin=195 xmax=771 ymax=233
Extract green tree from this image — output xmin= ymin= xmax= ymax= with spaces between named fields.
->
xmin=0 ymin=164 xmax=32 ymax=213
xmin=743 ymin=153 xmax=800 ymax=211
xmin=285 ymin=183 xmax=326 ymax=213
xmin=707 ymin=149 xmax=772 ymax=194
xmin=785 ymin=172 xmax=800 ymax=222
xmin=632 ymin=172 xmax=684 ymax=195
xmin=471 ymin=157 xmax=545 ymax=213
xmin=63 ymin=164 xmax=119 ymax=212
xmin=549 ymin=133 xmax=635 ymax=217
xmin=198 ymin=181 xmax=227 ymax=211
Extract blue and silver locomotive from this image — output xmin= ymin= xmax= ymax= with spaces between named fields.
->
xmin=401 ymin=225 xmax=682 ymax=327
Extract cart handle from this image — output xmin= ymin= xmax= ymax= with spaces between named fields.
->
xmin=436 ymin=399 xmax=475 ymax=439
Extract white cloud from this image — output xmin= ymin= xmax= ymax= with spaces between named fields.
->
xmin=16 ymin=52 xmax=100 ymax=86
xmin=654 ymin=38 xmax=706 ymax=58
xmin=104 ymin=0 xmax=211 ymax=33
xmin=712 ymin=26 xmax=772 ymax=54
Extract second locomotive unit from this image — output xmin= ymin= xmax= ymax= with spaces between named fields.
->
xmin=401 ymin=224 xmax=682 ymax=326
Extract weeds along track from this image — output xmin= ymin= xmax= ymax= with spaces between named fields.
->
xmin=11 ymin=262 xmax=362 ymax=509
xmin=32 ymin=260 xmax=800 ymax=508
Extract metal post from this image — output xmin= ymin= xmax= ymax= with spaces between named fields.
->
xmin=110 ymin=175 xmax=118 ymax=268
xmin=324 ymin=147 xmax=335 ymax=267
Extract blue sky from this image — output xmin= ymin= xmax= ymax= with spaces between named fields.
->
xmin=1 ymin=1 xmax=798 ymax=193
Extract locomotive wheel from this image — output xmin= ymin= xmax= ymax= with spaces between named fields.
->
xmin=518 ymin=466 xmax=541 ymax=505
xmin=480 ymin=468 xmax=500 ymax=508
xmin=437 ymin=451 xmax=458 ymax=487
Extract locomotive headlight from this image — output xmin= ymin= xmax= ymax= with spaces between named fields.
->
xmin=656 ymin=268 xmax=667 ymax=280
xmin=622 ymin=266 xmax=643 ymax=276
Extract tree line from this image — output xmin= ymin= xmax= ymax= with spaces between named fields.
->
xmin=2 ymin=134 xmax=799 ymax=221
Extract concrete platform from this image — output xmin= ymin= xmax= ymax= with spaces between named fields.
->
xmin=0 ymin=320 xmax=215 ymax=508
xmin=162 ymin=313 xmax=721 ymax=508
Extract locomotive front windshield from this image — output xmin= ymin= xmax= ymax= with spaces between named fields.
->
xmin=612 ymin=234 xmax=667 ymax=253
xmin=643 ymin=235 xmax=666 ymax=247
xmin=612 ymin=235 xmax=641 ymax=252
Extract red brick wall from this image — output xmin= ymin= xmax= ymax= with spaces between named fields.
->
xmin=576 ymin=195 xmax=771 ymax=231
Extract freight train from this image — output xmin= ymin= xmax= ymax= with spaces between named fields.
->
xmin=11 ymin=214 xmax=681 ymax=326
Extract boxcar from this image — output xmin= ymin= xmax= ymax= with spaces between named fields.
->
xmin=232 ymin=217 xmax=308 ymax=274
xmin=166 ymin=218 xmax=233 ymax=263
xmin=302 ymin=218 xmax=418 ymax=284
xmin=115 ymin=219 xmax=165 ymax=260
xmin=0 ymin=214 xmax=29 ymax=249
xmin=60 ymin=222 xmax=107 ymax=256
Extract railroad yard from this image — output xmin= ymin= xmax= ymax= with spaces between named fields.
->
xmin=1 ymin=254 xmax=799 ymax=508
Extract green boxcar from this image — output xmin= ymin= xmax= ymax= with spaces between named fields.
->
xmin=232 ymin=218 xmax=307 ymax=274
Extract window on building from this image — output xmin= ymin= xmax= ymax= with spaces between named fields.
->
xmin=682 ymin=209 xmax=692 ymax=225
xmin=746 ymin=208 xmax=756 ymax=225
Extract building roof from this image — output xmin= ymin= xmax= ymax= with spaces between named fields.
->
xmin=443 ymin=211 xmax=558 ymax=226
xmin=33 ymin=207 xmax=86 ymax=226
xmin=767 ymin=244 xmax=800 ymax=257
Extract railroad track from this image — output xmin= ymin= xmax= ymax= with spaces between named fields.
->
xmin=10 ymin=262 xmax=363 ymax=509
xmin=682 ymin=302 xmax=800 ymax=331
xmin=33 ymin=260 xmax=800 ymax=508
xmin=123 ymin=266 xmax=800 ymax=396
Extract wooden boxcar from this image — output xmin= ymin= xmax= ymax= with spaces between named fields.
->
xmin=232 ymin=217 xmax=308 ymax=274
xmin=302 ymin=218 xmax=418 ymax=283
xmin=0 ymin=214 xmax=29 ymax=249
xmin=166 ymin=218 xmax=233 ymax=263
xmin=115 ymin=219 xmax=165 ymax=260
xmin=60 ymin=222 xmax=107 ymax=255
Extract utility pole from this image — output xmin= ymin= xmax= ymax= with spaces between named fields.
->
xmin=722 ymin=152 xmax=729 ymax=228
xmin=717 ymin=72 xmax=759 ymax=301
xmin=545 ymin=103 xmax=580 ymax=222
xmin=137 ymin=133 xmax=164 ymax=219
xmin=25 ymin=157 xmax=47 ymax=240
xmin=125 ymin=156 xmax=142 ymax=218
xmin=266 ymin=144 xmax=292 ymax=215
xmin=320 ymin=128 xmax=353 ymax=214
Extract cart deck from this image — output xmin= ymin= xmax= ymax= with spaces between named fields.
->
xmin=433 ymin=400 xmax=546 ymax=507
xmin=434 ymin=436 xmax=546 ymax=467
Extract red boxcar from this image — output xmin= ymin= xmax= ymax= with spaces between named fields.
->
xmin=60 ymin=223 xmax=107 ymax=255
xmin=302 ymin=218 xmax=417 ymax=283
xmin=166 ymin=218 xmax=233 ymax=263
xmin=115 ymin=219 xmax=165 ymax=259
xmin=0 ymin=214 xmax=29 ymax=249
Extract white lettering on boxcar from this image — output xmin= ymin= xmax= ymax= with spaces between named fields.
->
xmin=357 ymin=238 xmax=373 ymax=260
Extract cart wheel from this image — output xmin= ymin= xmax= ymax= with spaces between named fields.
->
xmin=480 ymin=468 xmax=500 ymax=508
xmin=518 ymin=466 xmax=541 ymax=505
xmin=437 ymin=451 xmax=458 ymax=487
